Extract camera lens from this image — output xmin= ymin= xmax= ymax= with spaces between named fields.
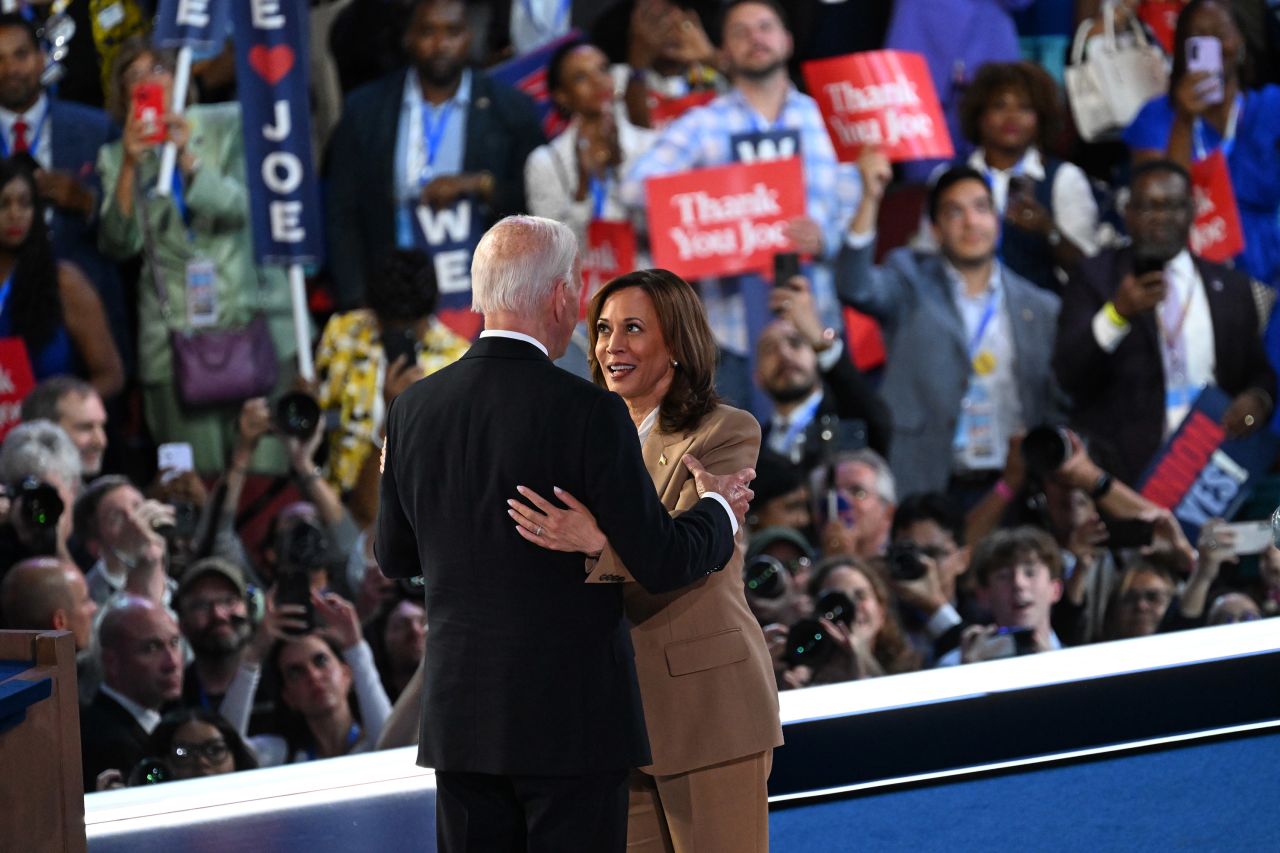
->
xmin=274 ymin=392 xmax=321 ymax=439
xmin=17 ymin=478 xmax=64 ymax=530
xmin=743 ymin=555 xmax=785 ymax=599
xmin=814 ymin=590 xmax=855 ymax=627
xmin=128 ymin=757 xmax=173 ymax=786
xmin=887 ymin=544 xmax=927 ymax=581
xmin=1021 ymin=426 xmax=1071 ymax=479
xmin=785 ymin=617 xmax=835 ymax=668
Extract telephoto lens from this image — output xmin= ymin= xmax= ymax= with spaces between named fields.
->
xmin=887 ymin=543 xmax=927 ymax=581
xmin=785 ymin=617 xmax=835 ymax=668
xmin=1020 ymin=425 xmax=1072 ymax=480
xmin=128 ymin=757 xmax=173 ymax=786
xmin=274 ymin=391 xmax=322 ymax=439
xmin=743 ymin=554 xmax=786 ymax=599
xmin=16 ymin=477 xmax=64 ymax=529
xmin=814 ymin=590 xmax=855 ymax=627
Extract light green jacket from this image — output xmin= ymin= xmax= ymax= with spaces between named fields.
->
xmin=97 ymin=102 xmax=296 ymax=386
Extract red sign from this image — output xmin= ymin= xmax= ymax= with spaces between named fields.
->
xmin=645 ymin=158 xmax=805 ymax=280
xmin=581 ymin=220 xmax=638 ymax=317
xmin=648 ymin=90 xmax=717 ymax=130
xmin=0 ymin=338 xmax=35 ymax=442
xmin=1189 ymin=150 xmax=1244 ymax=264
xmin=803 ymin=50 xmax=953 ymax=163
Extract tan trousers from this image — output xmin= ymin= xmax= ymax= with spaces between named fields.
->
xmin=626 ymin=750 xmax=772 ymax=853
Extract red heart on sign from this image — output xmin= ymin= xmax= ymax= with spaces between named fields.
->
xmin=248 ymin=45 xmax=294 ymax=86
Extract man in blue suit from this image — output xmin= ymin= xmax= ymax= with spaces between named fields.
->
xmin=836 ymin=153 xmax=1065 ymax=502
xmin=324 ymin=0 xmax=545 ymax=310
xmin=0 ymin=13 xmax=126 ymax=370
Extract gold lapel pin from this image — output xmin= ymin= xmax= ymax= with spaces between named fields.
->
xmin=658 ymin=453 xmax=667 ymax=465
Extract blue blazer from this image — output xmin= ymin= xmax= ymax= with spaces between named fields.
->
xmin=837 ymin=240 xmax=1065 ymax=497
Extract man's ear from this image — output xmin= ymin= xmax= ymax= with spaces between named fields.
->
xmin=50 ymin=608 xmax=70 ymax=632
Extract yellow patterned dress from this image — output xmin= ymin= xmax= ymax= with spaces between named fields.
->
xmin=315 ymin=310 xmax=470 ymax=492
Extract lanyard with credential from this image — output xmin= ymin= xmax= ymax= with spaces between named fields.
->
xmin=589 ymin=170 xmax=610 ymax=220
xmin=169 ymin=170 xmax=195 ymax=233
xmin=967 ymin=289 xmax=1000 ymax=364
xmin=0 ymin=104 xmax=50 ymax=159
xmin=1192 ymin=93 xmax=1242 ymax=161
xmin=419 ymin=100 xmax=455 ymax=187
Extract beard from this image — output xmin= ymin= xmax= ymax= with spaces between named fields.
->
xmin=190 ymin=618 xmax=250 ymax=658
xmin=767 ymin=376 xmax=817 ymax=405
xmin=417 ymin=57 xmax=464 ymax=89
xmin=735 ymin=58 xmax=787 ymax=83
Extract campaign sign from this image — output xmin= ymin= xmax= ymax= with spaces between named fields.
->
xmin=1138 ymin=1 xmax=1181 ymax=53
xmin=648 ymin=89 xmax=717 ymax=130
xmin=408 ymin=200 xmax=483 ymax=338
xmin=803 ymin=50 xmax=953 ymax=163
xmin=728 ymin=129 xmax=801 ymax=164
xmin=0 ymin=339 xmax=34 ymax=443
xmin=230 ymin=0 xmax=324 ymax=266
xmin=155 ymin=0 xmax=231 ymax=50
xmin=1189 ymin=150 xmax=1245 ymax=264
xmin=581 ymin=220 xmax=637 ymax=316
xmin=646 ymin=157 xmax=805 ymax=280
xmin=487 ymin=30 xmax=580 ymax=139
xmin=1138 ymin=386 xmax=1280 ymax=540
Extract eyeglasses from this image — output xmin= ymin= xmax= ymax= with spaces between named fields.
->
xmin=171 ymin=739 xmax=230 ymax=765
xmin=183 ymin=594 xmax=243 ymax=615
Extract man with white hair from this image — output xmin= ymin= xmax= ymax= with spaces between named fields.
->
xmin=376 ymin=215 xmax=755 ymax=852
xmin=0 ymin=420 xmax=82 ymax=565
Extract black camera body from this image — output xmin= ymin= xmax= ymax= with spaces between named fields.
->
xmin=274 ymin=519 xmax=328 ymax=635
xmin=274 ymin=391 xmax=322 ymax=440
xmin=13 ymin=477 xmax=64 ymax=530
xmin=887 ymin=543 xmax=927 ymax=581
xmin=743 ymin=554 xmax=786 ymax=599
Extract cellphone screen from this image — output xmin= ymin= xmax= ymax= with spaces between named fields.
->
xmin=131 ymin=82 xmax=166 ymax=144
xmin=381 ymin=330 xmax=419 ymax=366
xmin=773 ymin=252 xmax=800 ymax=286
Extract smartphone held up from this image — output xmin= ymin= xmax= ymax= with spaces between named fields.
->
xmin=132 ymin=81 xmax=167 ymax=145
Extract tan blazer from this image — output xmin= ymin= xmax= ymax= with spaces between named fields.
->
xmin=589 ymin=405 xmax=783 ymax=776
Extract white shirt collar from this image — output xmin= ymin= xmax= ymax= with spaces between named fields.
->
xmin=968 ymin=146 xmax=1046 ymax=181
xmin=636 ymin=406 xmax=660 ymax=444
xmin=943 ymin=258 xmax=1003 ymax=303
xmin=772 ymin=385 xmax=824 ymax=430
xmin=479 ymin=329 xmax=549 ymax=356
xmin=403 ymin=67 xmax=473 ymax=109
xmin=0 ymin=92 xmax=48 ymax=130
xmin=99 ymin=683 xmax=163 ymax=734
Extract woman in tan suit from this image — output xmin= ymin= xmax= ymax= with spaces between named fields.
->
xmin=512 ymin=269 xmax=783 ymax=852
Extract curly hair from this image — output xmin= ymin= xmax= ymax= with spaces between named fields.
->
xmin=958 ymin=61 xmax=1062 ymax=152
xmin=587 ymin=269 xmax=720 ymax=436
xmin=365 ymin=248 xmax=439 ymax=323
xmin=0 ymin=155 xmax=63 ymax=356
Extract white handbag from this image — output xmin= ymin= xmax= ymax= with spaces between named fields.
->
xmin=1065 ymin=1 xmax=1170 ymax=142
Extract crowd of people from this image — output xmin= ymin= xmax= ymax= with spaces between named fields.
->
xmin=0 ymin=0 xmax=1278 ymax=806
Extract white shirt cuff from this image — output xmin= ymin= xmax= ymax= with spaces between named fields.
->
xmin=925 ymin=602 xmax=962 ymax=639
xmin=816 ymin=338 xmax=844 ymax=373
xmin=844 ymin=229 xmax=877 ymax=250
xmin=705 ymin=492 xmax=740 ymax=536
xmin=1091 ymin=307 xmax=1131 ymax=353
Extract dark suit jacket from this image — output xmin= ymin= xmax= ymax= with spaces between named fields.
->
xmin=79 ymin=690 xmax=149 ymax=792
xmin=1053 ymin=248 xmax=1277 ymax=485
xmin=761 ymin=346 xmax=893 ymax=471
xmin=375 ymin=335 xmax=736 ymax=777
xmin=323 ymin=69 xmax=545 ymax=309
xmin=49 ymin=98 xmax=129 ymax=367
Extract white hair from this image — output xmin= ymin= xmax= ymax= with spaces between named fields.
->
xmin=0 ymin=419 xmax=82 ymax=494
xmin=811 ymin=447 xmax=897 ymax=506
xmin=471 ymin=215 xmax=579 ymax=316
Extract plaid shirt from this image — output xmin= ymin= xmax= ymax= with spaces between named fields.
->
xmin=622 ymin=86 xmax=862 ymax=354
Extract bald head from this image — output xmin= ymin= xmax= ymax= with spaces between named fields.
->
xmin=1 ymin=557 xmax=96 ymax=650
xmin=99 ymin=595 xmax=183 ymax=708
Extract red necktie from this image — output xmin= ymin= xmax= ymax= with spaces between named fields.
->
xmin=12 ymin=119 xmax=28 ymax=154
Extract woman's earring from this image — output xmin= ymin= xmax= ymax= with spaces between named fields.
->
xmin=670 ymin=359 xmax=678 ymax=367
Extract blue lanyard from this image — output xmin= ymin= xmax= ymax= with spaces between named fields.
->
xmin=0 ymin=103 xmax=49 ymax=159
xmin=589 ymin=172 xmax=609 ymax=220
xmin=303 ymin=722 xmax=361 ymax=762
xmin=0 ymin=273 xmax=12 ymax=318
xmin=967 ymin=289 xmax=1000 ymax=359
xmin=779 ymin=392 xmax=823 ymax=452
xmin=419 ymin=100 xmax=455 ymax=186
xmin=1192 ymin=93 xmax=1242 ymax=161
xmin=170 ymin=170 xmax=194 ymax=231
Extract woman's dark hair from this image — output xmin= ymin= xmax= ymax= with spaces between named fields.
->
xmin=148 ymin=708 xmax=259 ymax=773
xmin=958 ymin=61 xmax=1062 ymax=152
xmin=808 ymin=555 xmax=920 ymax=675
xmin=266 ymin=633 xmax=361 ymax=762
xmin=546 ymin=38 xmax=592 ymax=100
xmin=365 ymin=248 xmax=438 ymax=324
xmin=1170 ymin=0 xmax=1242 ymax=85
xmin=0 ymin=155 xmax=62 ymax=355
xmin=587 ymin=269 xmax=720 ymax=436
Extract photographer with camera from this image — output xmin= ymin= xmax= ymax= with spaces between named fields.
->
xmin=74 ymin=476 xmax=173 ymax=607
xmin=779 ymin=556 xmax=920 ymax=690
xmin=814 ymin=448 xmax=896 ymax=562
xmin=0 ymin=420 xmax=81 ymax=571
xmin=887 ymin=494 xmax=974 ymax=665
xmin=938 ymin=526 xmax=1064 ymax=667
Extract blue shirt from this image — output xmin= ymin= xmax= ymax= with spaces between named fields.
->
xmin=621 ymin=86 xmax=861 ymax=354
xmin=1125 ymin=86 xmax=1280 ymax=286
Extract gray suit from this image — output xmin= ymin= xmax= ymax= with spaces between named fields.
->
xmin=836 ymin=240 xmax=1065 ymax=497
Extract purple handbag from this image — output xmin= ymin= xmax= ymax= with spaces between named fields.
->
xmin=170 ymin=313 xmax=278 ymax=408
